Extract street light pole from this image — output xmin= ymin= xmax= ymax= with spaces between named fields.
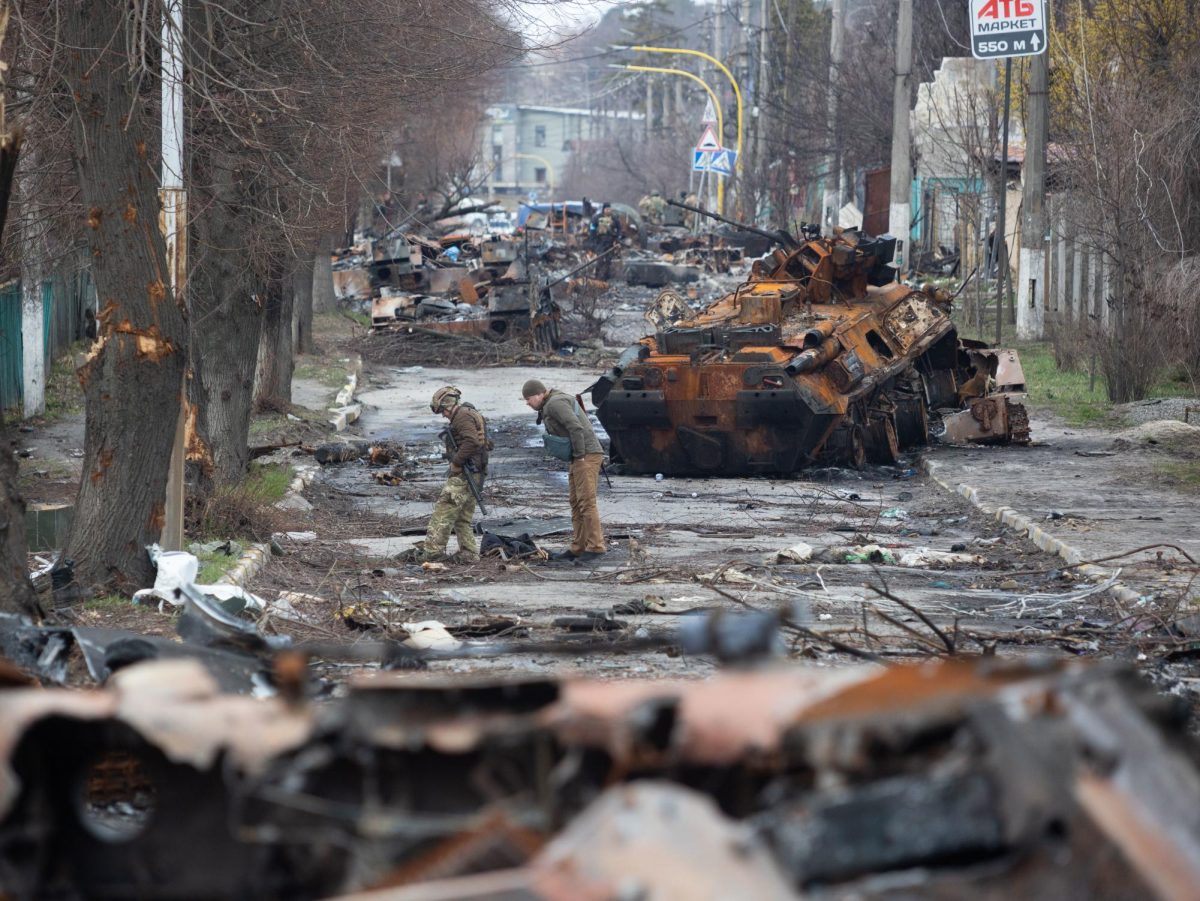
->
xmin=161 ymin=0 xmax=187 ymax=550
xmin=611 ymin=63 xmax=726 ymax=214
xmin=621 ymin=45 xmax=744 ymax=212
xmin=823 ymin=0 xmax=844 ymax=234
xmin=888 ymin=0 xmax=913 ymax=274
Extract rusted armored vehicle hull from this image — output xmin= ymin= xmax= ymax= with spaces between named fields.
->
xmin=593 ymin=227 xmax=1027 ymax=476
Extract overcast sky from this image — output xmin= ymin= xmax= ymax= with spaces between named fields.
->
xmin=517 ymin=0 xmax=615 ymax=40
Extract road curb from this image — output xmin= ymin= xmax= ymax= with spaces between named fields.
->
xmin=920 ymin=457 xmax=1144 ymax=607
xmin=216 ymin=542 xmax=270 ymax=588
xmin=219 ymin=463 xmax=320 ymax=589
xmin=329 ymin=356 xmax=362 ymax=432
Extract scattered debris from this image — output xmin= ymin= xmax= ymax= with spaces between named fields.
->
xmin=0 ymin=658 xmax=1194 ymax=897
xmin=131 ymin=544 xmax=265 ymax=613
xmin=775 ymin=543 xmax=815 ymax=564
xmin=401 ymin=620 xmax=462 ymax=651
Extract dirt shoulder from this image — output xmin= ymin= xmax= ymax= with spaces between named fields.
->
xmin=926 ymin=411 xmax=1199 ymax=605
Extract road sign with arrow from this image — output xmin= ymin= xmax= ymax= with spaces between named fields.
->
xmin=970 ymin=0 xmax=1046 ymax=59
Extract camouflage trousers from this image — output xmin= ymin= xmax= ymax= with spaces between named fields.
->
xmin=422 ymin=474 xmax=481 ymax=560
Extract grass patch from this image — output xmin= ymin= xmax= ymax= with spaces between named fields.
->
xmin=294 ymin=360 xmax=349 ymax=390
xmin=16 ymin=456 xmax=79 ymax=486
xmin=1017 ymin=343 xmax=1113 ymax=426
xmin=248 ymin=413 xmax=285 ymax=438
xmin=1156 ymin=461 xmax=1200 ymax=491
xmin=196 ymin=549 xmax=238 ymax=583
xmin=246 ymin=462 xmax=293 ymax=503
xmin=1015 ymin=342 xmax=1194 ymax=427
xmin=82 ymin=594 xmax=129 ymax=611
xmin=329 ymin=309 xmax=370 ymax=329
xmin=45 ymin=345 xmax=86 ymax=419
xmin=192 ymin=463 xmax=293 ymax=541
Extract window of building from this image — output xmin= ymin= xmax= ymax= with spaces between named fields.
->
xmin=534 ymin=168 xmax=547 ymax=184
xmin=534 ymin=125 xmax=546 ymax=148
xmin=492 ymin=144 xmax=502 ymax=179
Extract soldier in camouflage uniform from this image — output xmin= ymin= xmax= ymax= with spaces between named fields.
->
xmin=417 ymin=386 xmax=489 ymax=563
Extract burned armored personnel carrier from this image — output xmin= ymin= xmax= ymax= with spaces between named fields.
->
xmin=593 ymin=211 xmax=1028 ymax=476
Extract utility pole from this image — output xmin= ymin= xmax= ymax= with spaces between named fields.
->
xmin=994 ymin=58 xmax=1012 ymax=347
xmin=888 ymin=0 xmax=913 ymax=271
xmin=645 ymin=76 xmax=652 ymax=141
xmin=822 ymin=0 xmax=844 ymax=234
xmin=755 ymin=0 xmax=768 ymax=223
xmin=1017 ymin=50 xmax=1048 ymax=339
xmin=161 ymin=0 xmax=187 ymax=550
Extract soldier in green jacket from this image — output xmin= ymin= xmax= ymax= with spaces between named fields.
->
xmin=522 ymin=379 xmax=606 ymax=563
xmin=417 ymin=386 xmax=489 ymax=563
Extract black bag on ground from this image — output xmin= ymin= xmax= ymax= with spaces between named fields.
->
xmin=480 ymin=531 xmax=540 ymax=558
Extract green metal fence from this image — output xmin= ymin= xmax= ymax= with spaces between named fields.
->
xmin=0 ymin=275 xmax=92 ymax=414
xmin=0 ymin=282 xmax=22 ymax=411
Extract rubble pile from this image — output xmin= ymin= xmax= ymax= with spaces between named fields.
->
xmin=0 ymin=641 xmax=1196 ymax=898
xmin=336 ymin=196 xmax=757 ymax=364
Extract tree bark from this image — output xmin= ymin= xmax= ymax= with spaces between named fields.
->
xmin=0 ymin=126 xmax=36 ymax=616
xmin=60 ymin=0 xmax=188 ymax=593
xmin=254 ymin=259 xmax=294 ymax=408
xmin=312 ymin=234 xmax=336 ymax=314
xmin=188 ymin=151 xmax=265 ymax=494
xmin=293 ymin=248 xmax=315 ymax=355
xmin=0 ymin=422 xmax=39 ymax=617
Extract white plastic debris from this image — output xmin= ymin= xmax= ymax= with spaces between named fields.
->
xmin=264 ymin=591 xmax=323 ymax=625
xmin=774 ymin=543 xmax=814 ymax=564
xmin=897 ymin=548 xmax=987 ymax=568
xmin=699 ymin=568 xmax=754 ymax=585
xmin=132 ymin=544 xmax=266 ymax=613
xmin=401 ymin=620 xmax=462 ymax=651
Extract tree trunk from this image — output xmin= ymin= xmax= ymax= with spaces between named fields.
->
xmin=294 ymin=248 xmax=315 ymax=355
xmin=0 ymin=128 xmax=36 ymax=616
xmin=60 ymin=0 xmax=188 ymax=593
xmin=0 ymin=422 xmax=39 ymax=617
xmin=254 ymin=259 xmax=294 ymax=408
xmin=312 ymin=234 xmax=336 ymax=314
xmin=188 ymin=152 xmax=265 ymax=494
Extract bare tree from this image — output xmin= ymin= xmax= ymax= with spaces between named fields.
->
xmin=0 ymin=126 xmax=36 ymax=616
xmin=50 ymin=0 xmax=189 ymax=592
xmin=1051 ymin=0 xmax=1200 ymax=401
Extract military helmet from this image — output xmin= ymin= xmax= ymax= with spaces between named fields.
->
xmin=430 ymin=385 xmax=461 ymax=413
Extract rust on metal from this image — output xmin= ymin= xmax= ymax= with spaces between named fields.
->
xmin=594 ymin=225 xmax=1030 ymax=475
xmin=0 ymin=656 xmax=1197 ymax=898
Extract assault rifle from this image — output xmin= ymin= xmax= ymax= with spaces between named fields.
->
xmin=438 ymin=429 xmax=488 ymax=515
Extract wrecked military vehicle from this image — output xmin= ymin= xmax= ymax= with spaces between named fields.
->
xmin=593 ymin=208 xmax=1028 ymax=476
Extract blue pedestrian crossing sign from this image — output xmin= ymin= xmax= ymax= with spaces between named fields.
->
xmin=692 ymin=150 xmax=711 ymax=172
xmin=707 ymin=148 xmax=737 ymax=177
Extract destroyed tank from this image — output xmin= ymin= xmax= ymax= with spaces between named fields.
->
xmin=593 ymin=213 xmax=1028 ymax=476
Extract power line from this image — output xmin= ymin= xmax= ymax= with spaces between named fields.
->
xmin=505 ymin=8 xmax=722 ymax=69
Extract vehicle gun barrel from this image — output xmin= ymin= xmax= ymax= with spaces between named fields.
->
xmin=665 ymin=198 xmax=799 ymax=250
xmin=544 ymin=244 xmax=620 ymax=290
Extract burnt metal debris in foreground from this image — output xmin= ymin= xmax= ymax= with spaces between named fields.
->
xmin=0 ymin=658 xmax=1198 ymax=899
xmin=593 ymin=202 xmax=1030 ymax=476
